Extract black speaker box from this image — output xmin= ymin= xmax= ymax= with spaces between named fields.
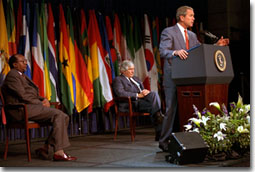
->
xmin=167 ymin=132 xmax=209 ymax=165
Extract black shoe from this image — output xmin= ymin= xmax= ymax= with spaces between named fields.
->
xmin=159 ymin=143 xmax=168 ymax=152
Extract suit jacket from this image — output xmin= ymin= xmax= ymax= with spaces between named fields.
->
xmin=112 ymin=74 xmax=144 ymax=112
xmin=159 ymin=24 xmax=200 ymax=87
xmin=2 ymin=69 xmax=44 ymax=121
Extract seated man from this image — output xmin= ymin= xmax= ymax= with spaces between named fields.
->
xmin=113 ymin=60 xmax=163 ymax=141
xmin=2 ymin=54 xmax=77 ymax=161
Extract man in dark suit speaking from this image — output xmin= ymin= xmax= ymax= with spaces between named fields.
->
xmin=112 ymin=60 xmax=163 ymax=141
xmin=2 ymin=54 xmax=77 ymax=161
xmin=159 ymin=5 xmax=229 ymax=152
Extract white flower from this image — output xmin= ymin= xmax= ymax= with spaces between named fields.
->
xmin=184 ymin=124 xmax=192 ymax=131
xmin=192 ymin=128 xmax=200 ymax=133
xmin=201 ymin=116 xmax=210 ymax=126
xmin=189 ymin=118 xmax=202 ymax=127
xmin=209 ymin=102 xmax=221 ymax=111
xmin=213 ymin=131 xmax=226 ymax=141
xmin=237 ymin=126 xmax=249 ymax=133
xmin=244 ymin=105 xmax=250 ymax=114
xmin=220 ymin=123 xmax=227 ymax=131
xmin=239 ymin=108 xmax=244 ymax=113
xmin=222 ymin=115 xmax=230 ymax=121
xmin=246 ymin=116 xmax=250 ymax=124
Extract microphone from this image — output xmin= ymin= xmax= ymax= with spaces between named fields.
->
xmin=200 ymin=30 xmax=219 ymax=40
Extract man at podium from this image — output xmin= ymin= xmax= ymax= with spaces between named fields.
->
xmin=158 ymin=5 xmax=229 ymax=152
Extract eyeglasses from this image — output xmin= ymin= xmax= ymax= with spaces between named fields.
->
xmin=16 ymin=59 xmax=27 ymax=64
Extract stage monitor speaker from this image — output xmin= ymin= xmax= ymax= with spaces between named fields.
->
xmin=167 ymin=132 xmax=209 ymax=165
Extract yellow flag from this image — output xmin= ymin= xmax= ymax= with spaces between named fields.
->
xmin=0 ymin=0 xmax=10 ymax=79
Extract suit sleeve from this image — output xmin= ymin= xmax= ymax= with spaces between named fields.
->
xmin=159 ymin=28 xmax=175 ymax=59
xmin=113 ymin=77 xmax=137 ymax=98
xmin=4 ymin=73 xmax=42 ymax=104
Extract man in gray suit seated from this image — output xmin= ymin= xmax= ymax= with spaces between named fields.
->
xmin=112 ymin=60 xmax=163 ymax=141
xmin=2 ymin=54 xmax=77 ymax=161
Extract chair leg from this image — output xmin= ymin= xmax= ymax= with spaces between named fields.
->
xmin=25 ymin=128 xmax=31 ymax=162
xmin=132 ymin=117 xmax=136 ymax=139
xmin=114 ymin=115 xmax=119 ymax=140
xmin=4 ymin=128 xmax=9 ymax=160
xmin=129 ymin=116 xmax=134 ymax=141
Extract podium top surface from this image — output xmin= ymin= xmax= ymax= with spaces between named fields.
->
xmin=172 ymin=44 xmax=234 ymax=85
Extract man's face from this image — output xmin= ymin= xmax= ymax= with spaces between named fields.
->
xmin=123 ymin=66 xmax=135 ymax=78
xmin=13 ymin=54 xmax=27 ymax=73
xmin=181 ymin=9 xmax=195 ymax=28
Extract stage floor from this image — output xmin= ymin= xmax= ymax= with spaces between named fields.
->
xmin=0 ymin=127 xmax=250 ymax=168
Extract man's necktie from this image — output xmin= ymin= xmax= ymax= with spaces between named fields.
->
xmin=184 ymin=29 xmax=189 ymax=50
xmin=129 ymin=78 xmax=142 ymax=93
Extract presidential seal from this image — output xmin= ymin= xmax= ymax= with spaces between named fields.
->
xmin=214 ymin=50 xmax=226 ymax=72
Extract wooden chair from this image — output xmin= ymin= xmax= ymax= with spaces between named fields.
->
xmin=113 ymin=96 xmax=150 ymax=141
xmin=0 ymin=88 xmax=60 ymax=162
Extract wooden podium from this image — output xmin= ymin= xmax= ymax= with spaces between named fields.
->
xmin=172 ymin=44 xmax=234 ymax=131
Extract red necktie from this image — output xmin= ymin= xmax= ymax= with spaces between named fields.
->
xmin=184 ymin=29 xmax=189 ymax=50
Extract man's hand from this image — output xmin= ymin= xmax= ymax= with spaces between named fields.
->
xmin=42 ymin=98 xmax=50 ymax=107
xmin=137 ymin=89 xmax=150 ymax=98
xmin=174 ymin=49 xmax=188 ymax=60
xmin=216 ymin=36 xmax=229 ymax=46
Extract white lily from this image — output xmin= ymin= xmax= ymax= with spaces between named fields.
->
xmin=220 ymin=123 xmax=227 ymax=131
xmin=192 ymin=128 xmax=200 ymax=133
xmin=189 ymin=118 xmax=202 ymax=127
xmin=213 ymin=131 xmax=226 ymax=141
xmin=209 ymin=102 xmax=221 ymax=112
xmin=244 ymin=105 xmax=250 ymax=114
xmin=201 ymin=116 xmax=210 ymax=126
xmin=184 ymin=124 xmax=192 ymax=131
xmin=237 ymin=126 xmax=249 ymax=133
xmin=246 ymin=116 xmax=250 ymax=124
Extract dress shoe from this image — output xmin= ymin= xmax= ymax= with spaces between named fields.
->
xmin=35 ymin=148 xmax=49 ymax=160
xmin=53 ymin=153 xmax=77 ymax=161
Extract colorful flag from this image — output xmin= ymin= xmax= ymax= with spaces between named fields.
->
xmin=80 ymin=9 xmax=94 ymax=113
xmin=133 ymin=16 xmax=150 ymax=90
xmin=18 ymin=0 xmax=31 ymax=78
xmin=31 ymin=4 xmax=45 ymax=97
xmin=6 ymin=0 xmax=17 ymax=56
xmin=67 ymin=7 xmax=92 ymax=113
xmin=88 ymin=10 xmax=113 ymax=112
xmin=144 ymin=14 xmax=158 ymax=92
xmin=105 ymin=15 xmax=119 ymax=77
xmin=41 ymin=3 xmax=51 ymax=100
xmin=58 ymin=4 xmax=74 ymax=115
xmin=98 ymin=13 xmax=115 ymax=84
xmin=119 ymin=14 xmax=130 ymax=61
xmin=47 ymin=3 xmax=60 ymax=102
xmin=0 ymin=0 xmax=10 ymax=85
xmin=113 ymin=14 xmax=122 ymax=76
xmin=152 ymin=16 xmax=162 ymax=84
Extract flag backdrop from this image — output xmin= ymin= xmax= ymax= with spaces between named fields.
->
xmin=31 ymin=4 xmax=45 ymax=97
xmin=58 ymin=4 xmax=74 ymax=115
xmin=47 ymin=3 xmax=60 ymax=102
xmin=0 ymin=0 xmax=10 ymax=85
xmin=88 ymin=10 xmax=113 ymax=112
xmin=18 ymin=0 xmax=31 ymax=78
xmin=144 ymin=14 xmax=158 ymax=93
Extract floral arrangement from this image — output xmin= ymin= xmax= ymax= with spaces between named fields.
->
xmin=184 ymin=94 xmax=250 ymax=156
